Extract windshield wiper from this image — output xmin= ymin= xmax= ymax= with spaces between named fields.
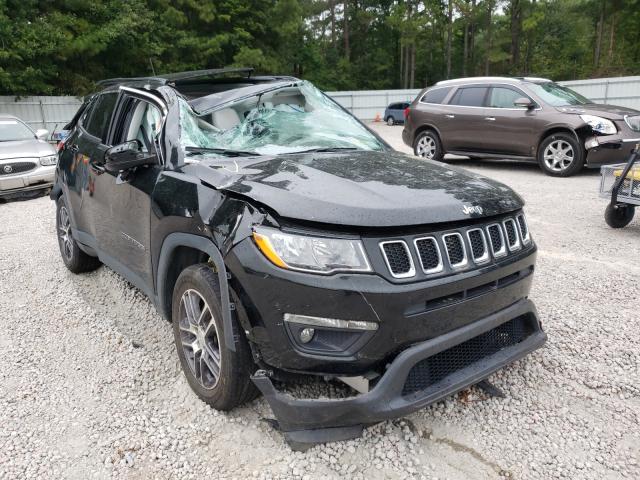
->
xmin=185 ymin=146 xmax=258 ymax=157
xmin=286 ymin=147 xmax=361 ymax=154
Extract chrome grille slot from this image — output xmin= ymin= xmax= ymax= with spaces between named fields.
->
xmin=414 ymin=237 xmax=443 ymax=274
xmin=503 ymin=218 xmax=521 ymax=251
xmin=443 ymin=233 xmax=467 ymax=269
xmin=516 ymin=214 xmax=530 ymax=244
xmin=380 ymin=241 xmax=415 ymax=278
xmin=466 ymin=228 xmax=489 ymax=264
xmin=486 ymin=224 xmax=507 ymax=258
xmin=0 ymin=161 xmax=37 ymax=176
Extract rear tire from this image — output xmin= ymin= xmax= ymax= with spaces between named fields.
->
xmin=386 ymin=116 xmax=395 ymax=126
xmin=172 ymin=264 xmax=258 ymax=410
xmin=537 ymin=132 xmax=584 ymax=177
xmin=56 ymin=196 xmax=101 ymax=273
xmin=604 ymin=203 xmax=635 ymax=228
xmin=413 ymin=130 xmax=444 ymax=161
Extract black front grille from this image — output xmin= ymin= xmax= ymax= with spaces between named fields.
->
xmin=504 ymin=220 xmax=518 ymax=247
xmin=517 ymin=215 xmax=528 ymax=239
xmin=444 ymin=234 xmax=465 ymax=265
xmin=0 ymin=161 xmax=37 ymax=175
xmin=381 ymin=242 xmax=412 ymax=276
xmin=487 ymin=225 xmax=503 ymax=253
xmin=468 ymin=229 xmax=486 ymax=260
xmin=402 ymin=316 xmax=534 ymax=396
xmin=415 ymin=238 xmax=440 ymax=271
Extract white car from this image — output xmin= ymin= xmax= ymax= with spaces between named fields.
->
xmin=0 ymin=114 xmax=57 ymax=198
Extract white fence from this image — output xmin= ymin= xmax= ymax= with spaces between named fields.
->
xmin=1 ymin=76 xmax=638 ymax=129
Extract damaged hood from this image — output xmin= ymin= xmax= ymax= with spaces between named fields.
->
xmin=191 ymin=150 xmax=524 ymax=227
xmin=557 ymin=103 xmax=639 ymax=120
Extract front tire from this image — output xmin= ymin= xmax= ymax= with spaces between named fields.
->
xmin=56 ymin=196 xmax=101 ymax=273
xmin=604 ymin=203 xmax=635 ymax=228
xmin=172 ymin=264 xmax=258 ymax=410
xmin=538 ymin=132 xmax=584 ymax=177
xmin=386 ymin=116 xmax=395 ymax=126
xmin=413 ymin=130 xmax=443 ymax=161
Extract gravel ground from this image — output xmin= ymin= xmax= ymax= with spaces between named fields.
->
xmin=1 ymin=123 xmax=639 ymax=479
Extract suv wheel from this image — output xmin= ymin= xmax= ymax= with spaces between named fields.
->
xmin=56 ymin=196 xmax=101 ymax=273
xmin=604 ymin=203 xmax=635 ymax=228
xmin=386 ymin=116 xmax=395 ymax=126
xmin=414 ymin=130 xmax=443 ymax=161
xmin=172 ymin=264 xmax=258 ymax=410
xmin=538 ymin=133 xmax=584 ymax=177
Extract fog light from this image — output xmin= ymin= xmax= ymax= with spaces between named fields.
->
xmin=299 ymin=328 xmax=315 ymax=344
xmin=283 ymin=313 xmax=379 ymax=331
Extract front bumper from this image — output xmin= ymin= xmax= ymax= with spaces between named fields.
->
xmin=585 ymin=134 xmax=640 ymax=167
xmin=227 ymin=237 xmax=538 ymax=375
xmin=252 ymin=298 xmax=545 ymax=450
xmin=0 ymin=164 xmax=55 ymax=196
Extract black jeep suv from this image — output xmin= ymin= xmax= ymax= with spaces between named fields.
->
xmin=52 ymin=68 xmax=546 ymax=449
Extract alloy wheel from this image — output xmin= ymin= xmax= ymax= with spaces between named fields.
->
xmin=58 ymin=206 xmax=74 ymax=261
xmin=178 ymin=289 xmax=222 ymax=390
xmin=416 ymin=135 xmax=436 ymax=159
xmin=543 ymin=140 xmax=574 ymax=172
xmin=386 ymin=117 xmax=394 ymax=126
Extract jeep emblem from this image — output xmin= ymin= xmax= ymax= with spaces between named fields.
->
xmin=463 ymin=205 xmax=483 ymax=215
xmin=3 ymin=165 xmax=12 ymax=174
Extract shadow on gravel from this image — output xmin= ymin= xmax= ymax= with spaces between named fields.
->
xmin=0 ymin=188 xmax=50 ymax=204
xmin=441 ymin=158 xmax=601 ymax=177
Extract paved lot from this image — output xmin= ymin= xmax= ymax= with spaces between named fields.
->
xmin=1 ymin=124 xmax=639 ymax=479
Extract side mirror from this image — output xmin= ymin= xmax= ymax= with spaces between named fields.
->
xmin=36 ymin=129 xmax=49 ymax=139
xmin=105 ymin=140 xmax=157 ymax=173
xmin=514 ymin=97 xmax=534 ymax=109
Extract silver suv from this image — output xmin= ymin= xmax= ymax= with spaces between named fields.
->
xmin=0 ymin=115 xmax=57 ymax=198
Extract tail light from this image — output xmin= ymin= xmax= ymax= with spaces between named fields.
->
xmin=404 ymin=107 xmax=410 ymax=119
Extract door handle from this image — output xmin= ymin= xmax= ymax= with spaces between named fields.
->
xmin=445 ymin=114 xmax=455 ymax=119
xmin=485 ymin=116 xmax=496 ymax=121
xmin=89 ymin=163 xmax=105 ymax=175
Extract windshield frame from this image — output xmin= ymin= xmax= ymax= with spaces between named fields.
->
xmin=0 ymin=118 xmax=37 ymax=142
xmin=527 ymin=82 xmax=591 ymax=107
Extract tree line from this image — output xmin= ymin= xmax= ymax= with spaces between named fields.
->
xmin=0 ymin=0 xmax=638 ymax=96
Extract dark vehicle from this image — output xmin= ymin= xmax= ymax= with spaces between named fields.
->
xmin=403 ymin=76 xmax=640 ymax=177
xmin=51 ymin=69 xmax=546 ymax=450
xmin=384 ymin=102 xmax=410 ymax=125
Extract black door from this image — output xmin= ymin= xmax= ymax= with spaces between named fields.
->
xmin=61 ymin=93 xmax=118 ymax=241
xmin=90 ymin=90 xmax=166 ymax=296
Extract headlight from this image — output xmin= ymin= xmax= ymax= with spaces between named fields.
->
xmin=580 ymin=114 xmax=617 ymax=135
xmin=252 ymin=227 xmax=372 ymax=274
xmin=40 ymin=154 xmax=58 ymax=166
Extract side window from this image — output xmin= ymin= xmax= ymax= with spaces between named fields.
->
xmin=123 ymin=100 xmax=162 ymax=153
xmin=389 ymin=103 xmax=399 ymax=110
xmin=488 ymin=87 xmax=529 ymax=108
xmin=449 ymin=87 xmax=488 ymax=107
xmin=84 ymin=93 xmax=118 ymax=142
xmin=421 ymin=87 xmax=452 ymax=104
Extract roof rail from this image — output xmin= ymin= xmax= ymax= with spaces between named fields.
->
xmin=96 ymin=68 xmax=255 ymax=88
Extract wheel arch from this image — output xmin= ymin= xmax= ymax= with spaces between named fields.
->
xmin=536 ymin=125 xmax=590 ymax=157
xmin=412 ymin=124 xmax=442 ymax=147
xmin=156 ymin=233 xmax=237 ymax=352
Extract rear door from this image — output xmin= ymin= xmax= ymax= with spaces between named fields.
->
xmin=439 ymin=85 xmax=489 ymax=152
xmin=61 ymin=92 xmax=119 ymax=241
xmin=481 ymin=85 xmax=540 ymax=156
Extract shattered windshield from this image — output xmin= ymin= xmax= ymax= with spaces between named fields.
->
xmin=179 ymin=81 xmax=385 ymax=156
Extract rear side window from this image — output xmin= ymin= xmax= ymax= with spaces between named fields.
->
xmin=488 ymin=87 xmax=529 ymax=108
xmin=421 ymin=87 xmax=452 ymax=104
xmin=449 ymin=87 xmax=488 ymax=107
xmin=84 ymin=93 xmax=118 ymax=142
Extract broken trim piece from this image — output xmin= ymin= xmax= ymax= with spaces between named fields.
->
xmin=252 ymin=299 xmax=546 ymax=451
